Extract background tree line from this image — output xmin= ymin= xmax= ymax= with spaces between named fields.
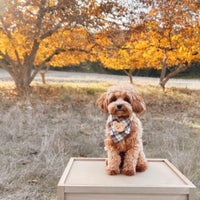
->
xmin=0 ymin=0 xmax=199 ymax=91
xmin=52 ymin=60 xmax=200 ymax=78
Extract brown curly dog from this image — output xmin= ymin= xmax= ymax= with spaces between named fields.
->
xmin=98 ymin=83 xmax=148 ymax=176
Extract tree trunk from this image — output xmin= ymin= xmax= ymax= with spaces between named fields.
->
xmin=124 ymin=69 xmax=135 ymax=84
xmin=159 ymin=55 xmax=167 ymax=90
xmin=0 ymin=47 xmax=64 ymax=91
xmin=14 ymin=67 xmax=33 ymax=92
xmin=40 ymin=73 xmax=46 ymax=84
xmin=40 ymin=64 xmax=50 ymax=84
xmin=159 ymin=60 xmax=193 ymax=90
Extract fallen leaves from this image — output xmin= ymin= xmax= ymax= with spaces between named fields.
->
xmin=29 ymin=150 xmax=38 ymax=155
xmin=21 ymin=160 xmax=30 ymax=165
xmin=26 ymin=179 xmax=39 ymax=184
xmin=80 ymin=130 xmax=92 ymax=136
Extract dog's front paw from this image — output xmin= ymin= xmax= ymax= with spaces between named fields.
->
xmin=106 ymin=167 xmax=120 ymax=175
xmin=136 ymin=161 xmax=148 ymax=172
xmin=122 ymin=168 xmax=136 ymax=176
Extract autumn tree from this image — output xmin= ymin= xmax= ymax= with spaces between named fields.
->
xmin=0 ymin=0 xmax=125 ymax=90
xmin=141 ymin=0 xmax=200 ymax=89
xmin=95 ymin=0 xmax=151 ymax=84
xmin=98 ymin=0 xmax=200 ymax=88
xmin=97 ymin=25 xmax=149 ymax=84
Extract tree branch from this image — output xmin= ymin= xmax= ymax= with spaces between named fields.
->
xmin=0 ymin=15 xmax=12 ymax=39
xmin=123 ymin=69 xmax=135 ymax=84
xmin=0 ymin=50 xmax=19 ymax=74
xmin=40 ymin=24 xmax=62 ymax=40
xmin=0 ymin=60 xmax=17 ymax=82
xmin=35 ymin=0 xmax=46 ymax=31
xmin=67 ymin=43 xmax=97 ymax=53
xmin=15 ymin=50 xmax=22 ymax=67
xmin=0 ymin=15 xmax=22 ymax=67
xmin=123 ymin=69 xmax=129 ymax=76
xmin=29 ymin=48 xmax=65 ymax=84
xmin=41 ymin=48 xmax=66 ymax=66
xmin=160 ymin=59 xmax=193 ymax=89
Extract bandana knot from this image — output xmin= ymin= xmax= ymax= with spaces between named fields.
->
xmin=108 ymin=114 xmax=134 ymax=144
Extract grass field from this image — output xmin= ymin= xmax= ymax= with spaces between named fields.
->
xmin=0 ymin=80 xmax=200 ymax=200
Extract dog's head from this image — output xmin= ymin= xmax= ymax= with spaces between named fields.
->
xmin=97 ymin=84 xmax=146 ymax=118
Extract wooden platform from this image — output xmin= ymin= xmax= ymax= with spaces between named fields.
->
xmin=57 ymin=158 xmax=196 ymax=200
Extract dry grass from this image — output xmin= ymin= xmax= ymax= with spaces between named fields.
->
xmin=0 ymin=81 xmax=200 ymax=200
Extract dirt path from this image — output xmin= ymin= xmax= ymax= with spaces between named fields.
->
xmin=0 ymin=68 xmax=200 ymax=90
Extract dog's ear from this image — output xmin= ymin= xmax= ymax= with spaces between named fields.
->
xmin=97 ymin=92 xmax=108 ymax=113
xmin=131 ymin=93 xmax=146 ymax=114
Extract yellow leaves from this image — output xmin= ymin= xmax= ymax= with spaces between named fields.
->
xmin=149 ymin=8 xmax=157 ymax=18
xmin=48 ymin=0 xmax=57 ymax=7
xmin=0 ymin=22 xmax=95 ymax=67
xmin=0 ymin=0 xmax=199 ymax=73
xmin=34 ymin=27 xmax=94 ymax=66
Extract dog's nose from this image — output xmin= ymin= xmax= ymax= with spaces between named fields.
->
xmin=117 ymin=104 xmax=122 ymax=110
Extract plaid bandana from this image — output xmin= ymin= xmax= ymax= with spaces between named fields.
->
xmin=108 ymin=114 xmax=134 ymax=144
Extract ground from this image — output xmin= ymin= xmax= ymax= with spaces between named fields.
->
xmin=0 ymin=68 xmax=200 ymax=90
xmin=0 ymin=75 xmax=199 ymax=200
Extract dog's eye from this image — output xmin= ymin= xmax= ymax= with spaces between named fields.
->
xmin=124 ymin=97 xmax=130 ymax=103
xmin=111 ymin=97 xmax=117 ymax=102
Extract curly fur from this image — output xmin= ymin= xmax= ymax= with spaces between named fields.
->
xmin=98 ymin=83 xmax=148 ymax=176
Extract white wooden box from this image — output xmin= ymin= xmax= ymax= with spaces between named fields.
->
xmin=57 ymin=158 xmax=196 ymax=200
